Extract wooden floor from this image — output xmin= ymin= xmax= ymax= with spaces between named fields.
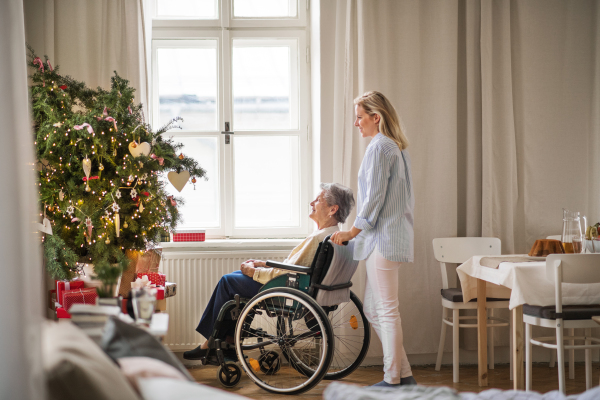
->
xmin=188 ymin=363 xmax=599 ymax=399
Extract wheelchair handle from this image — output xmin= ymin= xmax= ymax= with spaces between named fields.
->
xmin=324 ymin=234 xmax=349 ymax=246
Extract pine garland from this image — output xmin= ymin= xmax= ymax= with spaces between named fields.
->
xmin=28 ymin=47 xmax=207 ymax=294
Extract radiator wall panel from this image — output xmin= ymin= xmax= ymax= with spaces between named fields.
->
xmin=161 ymin=251 xmax=289 ymax=350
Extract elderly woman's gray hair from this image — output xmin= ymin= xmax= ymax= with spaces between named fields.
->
xmin=319 ymin=183 xmax=355 ymax=224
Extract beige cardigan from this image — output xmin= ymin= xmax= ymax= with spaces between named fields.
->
xmin=252 ymin=225 xmax=339 ymax=285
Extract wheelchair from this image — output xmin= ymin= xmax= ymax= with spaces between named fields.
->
xmin=197 ymin=235 xmax=371 ymax=394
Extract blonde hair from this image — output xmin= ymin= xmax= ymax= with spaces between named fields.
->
xmin=354 ymin=91 xmax=409 ymax=150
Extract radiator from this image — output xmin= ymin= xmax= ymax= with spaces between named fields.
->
xmin=160 ymin=250 xmax=289 ymax=350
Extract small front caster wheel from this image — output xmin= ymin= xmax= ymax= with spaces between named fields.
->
xmin=217 ymin=362 xmax=242 ymax=388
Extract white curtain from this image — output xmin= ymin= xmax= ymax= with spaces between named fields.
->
xmin=0 ymin=1 xmax=46 ymax=399
xmin=23 ymin=0 xmax=149 ymax=116
xmin=320 ymin=0 xmax=600 ymax=358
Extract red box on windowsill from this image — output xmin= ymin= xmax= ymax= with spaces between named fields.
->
xmin=62 ymin=287 xmax=98 ymax=311
xmin=56 ymin=280 xmax=85 ymax=306
xmin=172 ymin=230 xmax=205 ymax=242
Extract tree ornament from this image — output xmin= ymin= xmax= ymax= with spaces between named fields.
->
xmin=123 ymin=221 xmax=128 ymax=229
xmin=128 ymin=142 xmax=151 ymax=158
xmin=111 ymin=202 xmax=120 ymax=212
xmin=128 ymin=175 xmax=134 ymax=182
xmin=78 ymin=199 xmax=84 ymax=205
xmin=113 ymin=148 xmax=117 ymax=157
xmin=59 ymin=190 xmax=64 ymax=201
xmin=139 ymin=202 xmax=144 ymax=212
xmin=178 ymin=153 xmax=184 ymax=160
xmin=131 ymin=188 xmax=138 ymax=199
xmin=48 ymin=205 xmax=54 ymax=212
xmin=66 ymin=205 xmax=74 ymax=215
xmin=192 ymin=177 xmax=197 ymax=190
xmin=82 ymin=156 xmax=92 ymax=191
xmin=105 ymin=238 xmax=110 ymax=244
xmin=139 ymin=161 xmax=144 ymax=168
xmin=53 ymin=122 xmax=63 ymax=128
xmin=115 ymin=213 xmax=120 ymax=238
xmin=115 ymin=189 xmax=121 ymax=199
xmin=167 ymin=170 xmax=190 ymax=192
xmin=98 ymin=163 xmax=104 ymax=171
xmin=85 ymin=217 xmax=93 ymax=241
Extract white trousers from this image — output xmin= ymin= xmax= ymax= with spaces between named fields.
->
xmin=364 ymin=247 xmax=412 ymax=383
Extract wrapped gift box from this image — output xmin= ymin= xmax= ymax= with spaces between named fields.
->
xmin=56 ymin=280 xmax=85 ymax=306
xmin=62 ymin=287 xmax=98 ymax=311
xmin=136 ymin=272 xmax=166 ymax=286
xmin=56 ymin=307 xmax=71 ymax=319
xmin=165 ymin=282 xmax=177 ymax=298
xmin=172 ymin=229 xmax=205 ymax=242
xmin=156 ymin=286 xmax=165 ymax=301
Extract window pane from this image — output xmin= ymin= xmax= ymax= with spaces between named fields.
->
xmin=156 ymin=0 xmax=217 ymax=19
xmin=163 ymin=137 xmax=219 ymax=228
xmin=157 ymin=45 xmax=217 ymax=131
xmin=233 ymin=0 xmax=297 ymax=17
xmin=234 ymin=136 xmax=300 ymax=228
xmin=233 ymin=41 xmax=298 ymax=130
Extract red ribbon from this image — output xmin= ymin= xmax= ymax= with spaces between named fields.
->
xmin=82 ymin=176 xmax=99 ymax=182
xmin=74 ymin=123 xmax=94 ymax=134
xmin=48 ymin=61 xmax=53 ymax=71
xmin=150 ymin=154 xmax=164 ymax=165
xmin=33 ymin=57 xmax=45 ymax=86
xmin=103 ymin=107 xmax=109 ymax=116
xmin=128 ymin=106 xmax=132 ymax=114
xmin=142 ymin=192 xmax=150 ymax=196
xmin=104 ymin=117 xmax=118 ymax=132
xmin=59 ymin=85 xmax=67 ymax=90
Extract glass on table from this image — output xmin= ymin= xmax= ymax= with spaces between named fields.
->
xmin=131 ymin=287 xmax=157 ymax=325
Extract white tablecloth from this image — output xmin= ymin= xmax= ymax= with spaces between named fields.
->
xmin=457 ymin=255 xmax=600 ymax=310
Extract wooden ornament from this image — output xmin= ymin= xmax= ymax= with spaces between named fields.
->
xmin=167 ymin=170 xmax=190 ymax=192
xmin=115 ymin=214 xmax=120 ymax=238
xmin=128 ymin=141 xmax=151 ymax=158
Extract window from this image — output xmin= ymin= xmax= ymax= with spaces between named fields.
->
xmin=152 ymin=0 xmax=310 ymax=238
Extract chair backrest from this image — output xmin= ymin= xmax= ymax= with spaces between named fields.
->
xmin=432 ymin=237 xmax=501 ymax=289
xmin=545 ymin=254 xmax=600 ymax=314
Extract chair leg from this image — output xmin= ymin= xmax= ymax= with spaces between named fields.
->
xmin=488 ymin=308 xmax=494 ymax=370
xmin=549 ymin=349 xmax=557 ymax=368
xmin=509 ymin=314 xmax=513 ymax=381
xmin=435 ymin=307 xmax=448 ymax=371
xmin=569 ymin=328 xmax=575 ymax=380
xmin=526 ymin=322 xmax=532 ymax=391
xmin=585 ymin=328 xmax=592 ymax=390
xmin=557 ymin=323 xmax=566 ymax=394
xmin=453 ymin=309 xmax=460 ymax=383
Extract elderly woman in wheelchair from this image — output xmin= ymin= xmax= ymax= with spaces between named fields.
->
xmin=183 ymin=183 xmax=371 ymax=394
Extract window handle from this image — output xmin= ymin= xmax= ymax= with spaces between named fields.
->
xmin=221 ymin=122 xmax=234 ymax=144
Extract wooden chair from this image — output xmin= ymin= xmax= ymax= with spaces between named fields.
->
xmin=524 ymin=254 xmax=600 ymax=393
xmin=433 ymin=237 xmax=511 ymax=383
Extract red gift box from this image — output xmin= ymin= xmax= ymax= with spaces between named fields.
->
xmin=56 ymin=280 xmax=85 ymax=306
xmin=136 ymin=272 xmax=166 ymax=286
xmin=173 ymin=230 xmax=205 ymax=242
xmin=62 ymin=288 xmax=98 ymax=311
xmin=56 ymin=307 xmax=71 ymax=319
xmin=156 ymin=286 xmax=165 ymax=300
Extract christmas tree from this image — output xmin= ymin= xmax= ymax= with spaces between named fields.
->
xmin=28 ymin=48 xmax=207 ymax=296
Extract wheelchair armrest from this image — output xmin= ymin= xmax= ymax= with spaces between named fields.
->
xmin=266 ymin=260 xmax=311 ymax=275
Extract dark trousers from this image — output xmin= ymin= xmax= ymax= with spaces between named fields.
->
xmin=196 ymin=270 xmax=263 ymax=340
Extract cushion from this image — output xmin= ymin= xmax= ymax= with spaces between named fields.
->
xmin=441 ymin=288 xmax=509 ymax=303
xmin=117 ymin=357 xmax=188 ymax=393
xmin=100 ymin=316 xmax=193 ymax=381
xmin=42 ymin=321 xmax=140 ymax=400
xmin=523 ymin=304 xmax=600 ymax=320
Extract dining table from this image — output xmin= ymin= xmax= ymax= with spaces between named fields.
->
xmin=456 ymin=255 xmax=600 ymax=389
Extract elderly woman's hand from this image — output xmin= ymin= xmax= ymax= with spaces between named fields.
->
xmin=240 ymin=262 xmax=256 ymax=277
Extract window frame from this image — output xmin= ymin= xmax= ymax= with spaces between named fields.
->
xmin=151 ymin=0 xmax=312 ymax=239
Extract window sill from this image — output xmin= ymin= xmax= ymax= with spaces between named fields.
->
xmin=159 ymin=238 xmax=303 ymax=253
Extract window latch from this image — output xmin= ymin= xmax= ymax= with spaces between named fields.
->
xmin=221 ymin=122 xmax=234 ymax=144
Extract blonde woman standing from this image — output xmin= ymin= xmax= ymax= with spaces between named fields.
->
xmin=331 ymin=91 xmax=415 ymax=387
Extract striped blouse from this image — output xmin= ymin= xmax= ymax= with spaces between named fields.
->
xmin=353 ymin=133 xmax=414 ymax=262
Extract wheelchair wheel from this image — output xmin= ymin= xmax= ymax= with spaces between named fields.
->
xmin=217 ymin=362 xmax=242 ymax=388
xmin=235 ymin=287 xmax=334 ymax=395
xmin=324 ymin=291 xmax=371 ymax=380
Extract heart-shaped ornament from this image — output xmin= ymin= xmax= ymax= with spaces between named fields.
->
xmin=129 ymin=142 xmax=151 ymax=158
xmin=167 ymin=170 xmax=190 ymax=192
xmin=37 ymin=218 xmax=53 ymax=235
xmin=82 ymin=157 xmax=92 ymax=179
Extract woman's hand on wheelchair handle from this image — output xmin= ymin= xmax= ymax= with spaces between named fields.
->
xmin=331 ymin=230 xmax=353 ymax=245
